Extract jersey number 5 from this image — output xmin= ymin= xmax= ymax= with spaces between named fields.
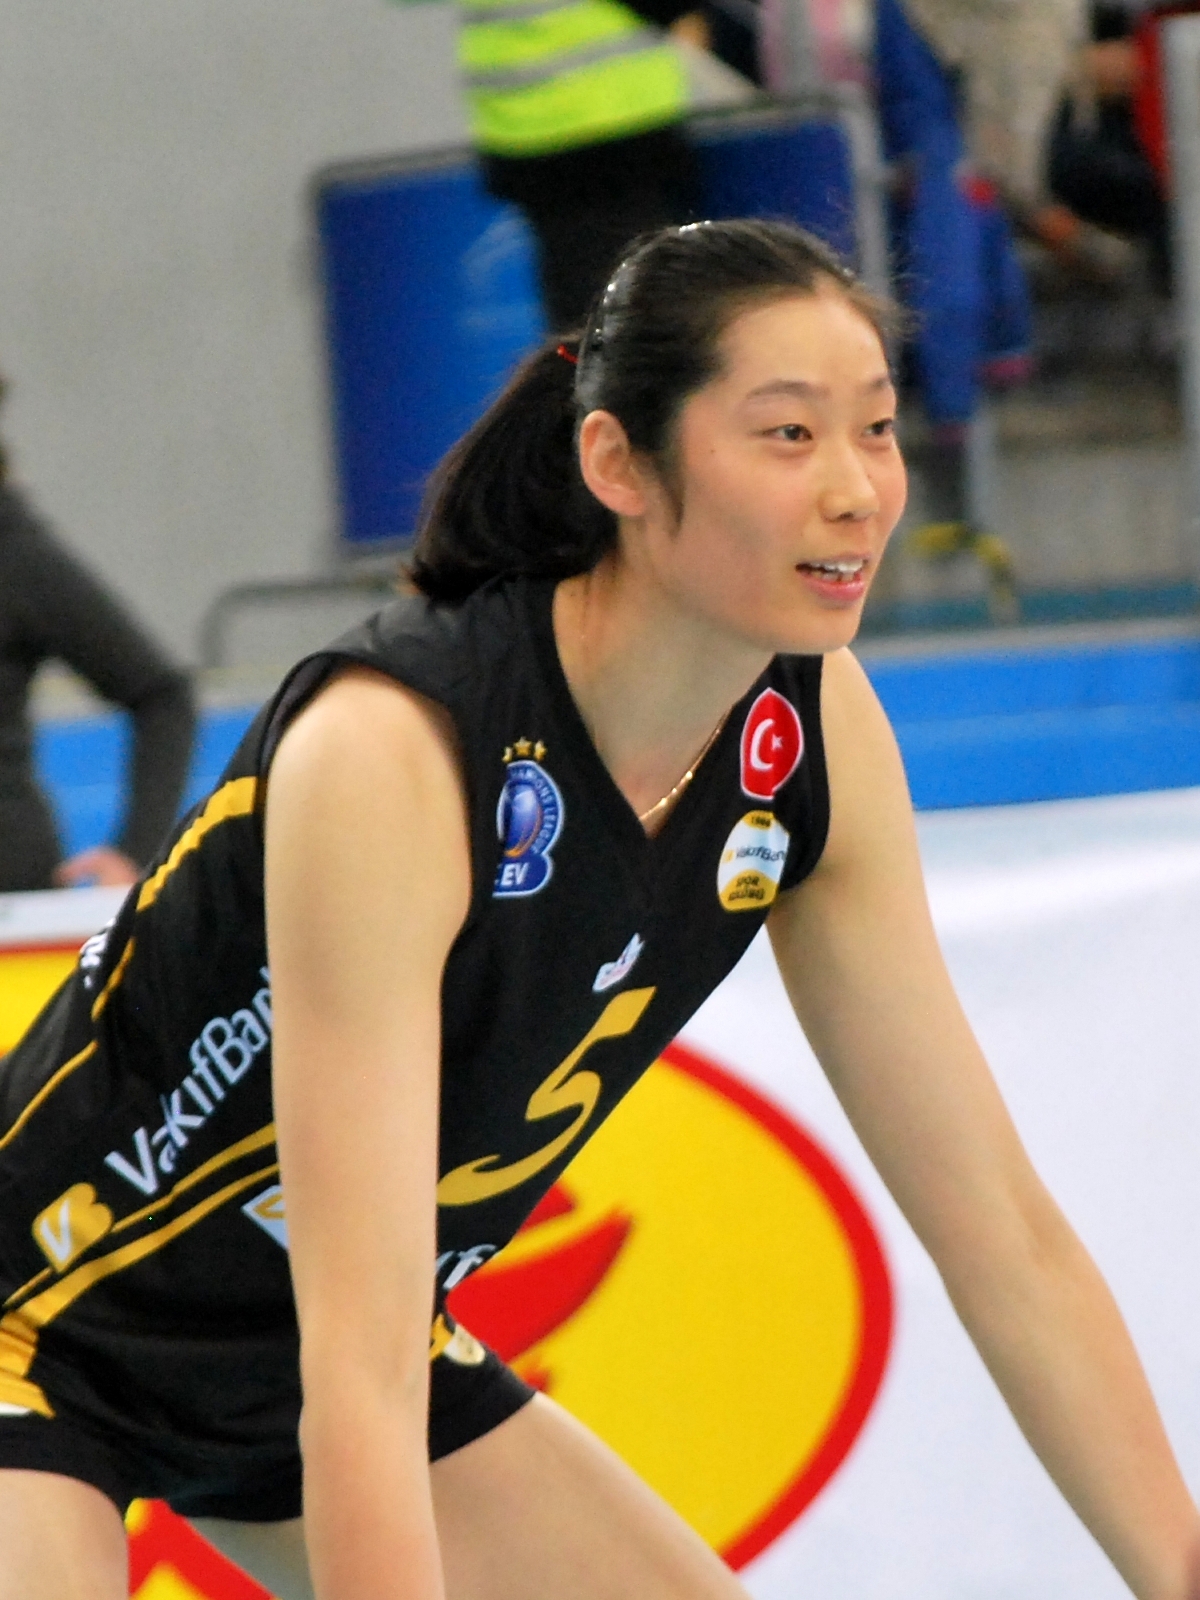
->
xmin=436 ymin=987 xmax=656 ymax=1206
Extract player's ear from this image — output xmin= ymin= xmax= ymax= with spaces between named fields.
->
xmin=577 ymin=410 xmax=651 ymax=519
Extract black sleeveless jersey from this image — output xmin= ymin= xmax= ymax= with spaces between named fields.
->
xmin=0 ymin=576 xmax=828 ymax=1454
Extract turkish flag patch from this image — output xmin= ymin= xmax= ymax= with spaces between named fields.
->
xmin=739 ymin=689 xmax=803 ymax=801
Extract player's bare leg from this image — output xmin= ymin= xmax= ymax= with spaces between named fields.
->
xmin=0 ymin=1469 xmax=128 ymax=1600
xmin=196 ymin=1391 xmax=753 ymax=1600
xmin=431 ymin=1393 xmax=751 ymax=1600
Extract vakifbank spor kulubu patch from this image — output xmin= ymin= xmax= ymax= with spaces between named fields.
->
xmin=718 ymin=810 xmax=791 ymax=912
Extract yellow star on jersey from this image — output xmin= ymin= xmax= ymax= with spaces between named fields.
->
xmin=534 ymin=741 xmax=547 ymax=761
xmin=514 ymin=738 xmax=533 ymax=757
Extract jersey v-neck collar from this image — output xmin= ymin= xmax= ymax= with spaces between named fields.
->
xmin=520 ymin=577 xmax=749 ymax=857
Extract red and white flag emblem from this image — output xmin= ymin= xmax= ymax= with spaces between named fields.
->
xmin=740 ymin=689 xmax=803 ymax=801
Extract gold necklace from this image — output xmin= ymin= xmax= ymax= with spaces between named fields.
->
xmin=637 ymin=714 xmax=729 ymax=828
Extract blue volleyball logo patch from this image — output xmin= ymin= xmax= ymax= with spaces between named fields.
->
xmin=495 ymin=751 xmax=564 ymax=898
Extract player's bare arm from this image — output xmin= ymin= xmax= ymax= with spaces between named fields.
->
xmin=768 ymin=647 xmax=1200 ymax=1600
xmin=267 ymin=666 xmax=471 ymax=1600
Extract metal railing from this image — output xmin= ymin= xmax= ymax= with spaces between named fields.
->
xmin=199 ymin=571 xmax=398 ymax=670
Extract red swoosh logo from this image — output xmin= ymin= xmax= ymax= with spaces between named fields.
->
xmin=448 ymin=1182 xmax=632 ymax=1366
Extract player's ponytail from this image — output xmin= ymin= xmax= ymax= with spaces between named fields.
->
xmin=409 ymin=338 xmax=610 ymax=604
xmin=410 ymin=219 xmax=898 ymax=603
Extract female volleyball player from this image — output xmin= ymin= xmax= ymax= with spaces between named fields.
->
xmin=0 ymin=221 xmax=1197 ymax=1600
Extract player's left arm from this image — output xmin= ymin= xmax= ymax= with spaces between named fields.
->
xmin=768 ymin=646 xmax=1200 ymax=1600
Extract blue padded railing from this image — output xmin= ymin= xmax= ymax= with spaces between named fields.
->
xmin=867 ymin=636 xmax=1200 ymax=808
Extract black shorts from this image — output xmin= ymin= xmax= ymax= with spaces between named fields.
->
xmin=0 ymin=1332 xmax=534 ymax=1522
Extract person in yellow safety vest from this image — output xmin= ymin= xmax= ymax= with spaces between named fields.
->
xmin=460 ymin=0 xmax=705 ymax=327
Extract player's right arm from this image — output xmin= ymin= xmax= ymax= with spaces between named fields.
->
xmin=265 ymin=666 xmax=473 ymax=1600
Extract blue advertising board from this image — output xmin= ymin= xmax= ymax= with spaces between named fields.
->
xmin=314 ymin=104 xmax=857 ymax=551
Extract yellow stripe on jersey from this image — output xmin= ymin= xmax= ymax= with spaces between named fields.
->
xmin=0 ymin=1161 xmax=280 ymax=1368
xmin=2 ymin=1266 xmax=52 ymax=1308
xmin=0 ymin=1041 xmax=98 ymax=1154
xmin=0 ymin=1331 xmax=53 ymax=1416
xmin=3 ymin=1125 xmax=279 ymax=1311
xmin=1 ymin=932 xmax=132 ymax=1156
xmin=0 ymin=1313 xmax=52 ymax=1412
xmin=137 ymin=777 xmax=258 ymax=913
xmin=111 ymin=1124 xmax=278 ymax=1236
xmin=0 ymin=780 xmax=259 ymax=1154
xmin=89 ymin=937 xmax=135 ymax=1021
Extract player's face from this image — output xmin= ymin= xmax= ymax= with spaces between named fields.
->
xmin=647 ymin=286 xmax=906 ymax=656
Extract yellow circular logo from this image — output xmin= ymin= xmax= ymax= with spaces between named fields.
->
xmin=717 ymin=811 xmax=791 ymax=913
xmin=449 ymin=1042 xmax=893 ymax=1567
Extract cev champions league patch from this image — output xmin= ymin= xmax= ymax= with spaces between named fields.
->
xmin=719 ymin=690 xmax=803 ymax=912
xmin=494 ymin=745 xmax=564 ymax=898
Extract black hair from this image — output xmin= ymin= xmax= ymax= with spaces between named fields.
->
xmin=409 ymin=218 xmax=899 ymax=603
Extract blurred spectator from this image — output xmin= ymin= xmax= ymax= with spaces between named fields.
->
xmin=704 ymin=0 xmax=767 ymax=83
xmin=758 ymin=0 xmax=873 ymax=91
xmin=459 ymin=0 xmax=703 ymax=327
xmin=1046 ymin=0 xmax=1200 ymax=291
xmin=0 ymin=377 xmax=196 ymax=894
xmin=876 ymin=0 xmax=1045 ymax=615
xmin=1049 ymin=26 xmax=1169 ymax=287
xmin=1126 ymin=0 xmax=1200 ymax=188
xmin=902 ymin=0 xmax=1087 ymax=217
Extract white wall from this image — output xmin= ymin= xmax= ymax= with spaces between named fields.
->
xmin=0 ymin=1 xmax=466 ymax=663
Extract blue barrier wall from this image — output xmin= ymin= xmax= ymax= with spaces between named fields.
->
xmin=869 ymin=638 xmax=1200 ymax=809
xmin=33 ymin=636 xmax=1200 ymax=859
xmin=35 ymin=707 xmax=259 ymax=862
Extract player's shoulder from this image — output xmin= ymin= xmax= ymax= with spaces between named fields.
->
xmin=349 ymin=575 xmax=530 ymax=692
xmin=809 ymin=647 xmax=914 ymax=878
xmin=767 ymin=645 xmax=825 ymax=706
xmin=273 ymin=661 xmax=456 ymax=781
xmin=819 ymin=646 xmax=895 ymax=746
xmin=254 ymin=576 xmax=534 ymax=778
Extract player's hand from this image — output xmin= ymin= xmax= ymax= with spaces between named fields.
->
xmin=53 ymin=846 xmax=140 ymax=888
xmin=669 ymin=11 xmax=710 ymax=49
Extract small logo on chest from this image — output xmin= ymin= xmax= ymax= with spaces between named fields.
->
xmin=33 ymin=1183 xmax=114 ymax=1270
xmin=243 ymin=1183 xmax=290 ymax=1249
xmin=718 ymin=811 xmax=791 ymax=911
xmin=593 ymin=933 xmax=645 ymax=992
xmin=494 ymin=741 xmax=564 ymax=898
